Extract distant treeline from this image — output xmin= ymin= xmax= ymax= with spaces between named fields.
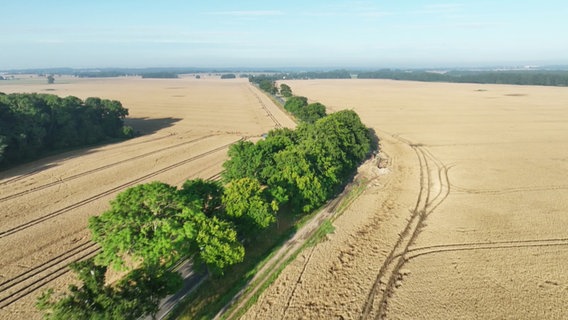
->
xmin=8 ymin=66 xmax=568 ymax=86
xmin=249 ymin=70 xmax=351 ymax=84
xmin=75 ymin=71 xmax=128 ymax=78
xmin=248 ymin=70 xmax=351 ymax=97
xmin=357 ymin=70 xmax=568 ymax=86
xmin=0 ymin=93 xmax=132 ymax=168
xmin=141 ymin=72 xmax=179 ymax=79
xmin=249 ymin=69 xmax=568 ymax=87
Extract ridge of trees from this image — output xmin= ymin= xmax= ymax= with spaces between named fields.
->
xmin=38 ymin=94 xmax=375 ymax=319
xmin=141 ymin=72 xmax=179 ymax=79
xmin=0 ymin=93 xmax=133 ymax=168
xmin=357 ymin=69 xmax=568 ymax=86
xmin=220 ymin=73 xmax=237 ymax=79
xmin=248 ymin=70 xmax=351 ymax=87
xmin=248 ymin=69 xmax=568 ymax=87
xmin=279 ymin=83 xmax=292 ymax=97
xmin=5 ymin=67 xmax=568 ymax=86
xmin=283 ymin=96 xmax=327 ymax=123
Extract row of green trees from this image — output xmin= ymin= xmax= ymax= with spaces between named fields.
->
xmin=283 ymin=96 xmax=327 ymax=123
xmin=0 ymin=93 xmax=132 ymax=168
xmin=223 ymin=109 xmax=372 ymax=213
xmin=38 ymin=95 xmax=374 ymax=319
xmin=248 ymin=70 xmax=352 ymax=91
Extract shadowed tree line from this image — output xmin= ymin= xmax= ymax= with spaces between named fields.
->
xmin=0 ymin=93 xmax=133 ymax=168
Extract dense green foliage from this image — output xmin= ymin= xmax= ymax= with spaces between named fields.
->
xmin=0 ymin=93 xmax=131 ymax=168
xmin=37 ymin=259 xmax=182 ymax=320
xmin=283 ymin=96 xmax=327 ymax=123
xmin=194 ymin=216 xmax=245 ymax=274
xmin=180 ymin=179 xmax=223 ymax=217
xmin=283 ymin=96 xmax=308 ymax=114
xmin=89 ymin=181 xmax=244 ymax=272
xmin=223 ymin=109 xmax=372 ymax=213
xmin=279 ymin=83 xmax=292 ymax=97
xmin=223 ymin=177 xmax=277 ymax=231
xmin=258 ymin=79 xmax=277 ymax=94
xmin=357 ymin=69 xmax=568 ymax=86
xmin=220 ymin=73 xmax=237 ymax=79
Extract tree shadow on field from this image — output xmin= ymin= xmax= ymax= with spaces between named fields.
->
xmin=0 ymin=117 xmax=182 ymax=179
xmin=125 ymin=117 xmax=182 ymax=135
xmin=368 ymin=128 xmax=381 ymax=153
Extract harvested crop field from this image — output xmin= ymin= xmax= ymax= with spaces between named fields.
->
xmin=244 ymin=79 xmax=568 ymax=319
xmin=0 ymin=76 xmax=295 ymax=319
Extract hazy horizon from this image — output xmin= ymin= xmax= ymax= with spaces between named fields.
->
xmin=1 ymin=1 xmax=567 ymax=70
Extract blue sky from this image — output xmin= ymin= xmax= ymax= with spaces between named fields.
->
xmin=1 ymin=0 xmax=567 ymax=69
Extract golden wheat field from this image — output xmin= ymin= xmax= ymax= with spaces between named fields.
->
xmin=0 ymin=76 xmax=295 ymax=320
xmin=2 ymin=77 xmax=568 ymax=319
xmin=244 ymin=79 xmax=568 ymax=319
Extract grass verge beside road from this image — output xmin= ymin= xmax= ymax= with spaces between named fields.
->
xmin=171 ymin=173 xmax=372 ymax=320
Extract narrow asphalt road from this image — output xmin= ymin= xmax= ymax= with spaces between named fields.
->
xmin=143 ymin=260 xmax=207 ymax=320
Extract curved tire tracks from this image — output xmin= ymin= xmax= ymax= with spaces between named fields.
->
xmin=359 ymin=133 xmax=451 ymax=320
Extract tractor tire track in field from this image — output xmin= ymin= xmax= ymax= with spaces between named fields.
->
xmin=0 ymin=169 xmax=226 ymax=310
xmin=398 ymin=238 xmax=568 ymax=262
xmin=0 ymin=166 xmax=56 ymax=187
xmin=280 ymin=245 xmax=318 ymax=319
xmin=0 ymin=132 xmax=179 ymax=186
xmin=451 ymin=184 xmax=568 ymax=195
xmin=0 ymin=241 xmax=100 ymax=309
xmin=359 ymin=133 xmax=451 ymax=320
xmin=0 ymin=138 xmax=243 ymax=239
xmin=248 ymin=85 xmax=282 ymax=128
xmin=0 ymin=134 xmax=219 ymax=202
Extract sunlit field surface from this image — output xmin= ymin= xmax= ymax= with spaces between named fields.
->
xmin=244 ymin=79 xmax=568 ymax=319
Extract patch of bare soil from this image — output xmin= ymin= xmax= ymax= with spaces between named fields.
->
xmin=0 ymin=77 xmax=294 ymax=319
xmin=244 ymin=80 xmax=568 ymax=319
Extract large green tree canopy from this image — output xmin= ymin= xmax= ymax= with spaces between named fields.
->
xmin=222 ymin=177 xmax=277 ymax=231
xmin=89 ymin=180 xmax=245 ymax=274
xmin=89 ymin=182 xmax=201 ymax=269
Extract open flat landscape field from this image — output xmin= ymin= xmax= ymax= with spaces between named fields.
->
xmin=0 ymin=76 xmax=295 ymax=319
xmin=244 ymin=79 xmax=568 ymax=319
